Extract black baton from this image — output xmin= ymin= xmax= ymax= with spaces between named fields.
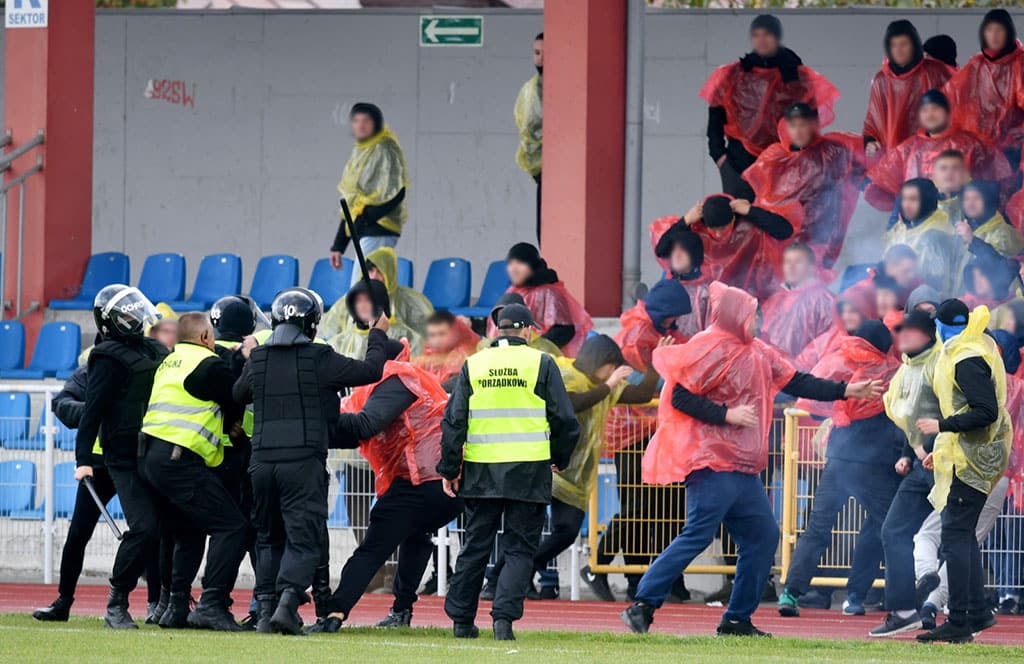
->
xmin=82 ymin=476 xmax=123 ymax=541
xmin=340 ymin=197 xmax=383 ymax=320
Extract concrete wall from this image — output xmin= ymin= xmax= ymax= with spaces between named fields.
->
xmin=49 ymin=9 xmax=1024 ymax=296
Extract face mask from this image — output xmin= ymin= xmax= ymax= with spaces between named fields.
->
xmin=936 ymin=319 xmax=966 ymax=343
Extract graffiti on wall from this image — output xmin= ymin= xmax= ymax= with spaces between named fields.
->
xmin=144 ymin=79 xmax=197 ymax=108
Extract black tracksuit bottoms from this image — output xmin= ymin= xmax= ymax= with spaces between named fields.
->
xmin=445 ymin=498 xmax=546 ymax=624
xmin=943 ymin=474 xmax=990 ymax=625
xmin=327 ymin=478 xmax=463 ymax=617
xmin=250 ymin=456 xmax=328 ymax=596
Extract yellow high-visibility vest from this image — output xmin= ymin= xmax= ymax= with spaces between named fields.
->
xmin=465 ymin=344 xmax=550 ymax=463
xmin=142 ymin=343 xmax=224 ymax=467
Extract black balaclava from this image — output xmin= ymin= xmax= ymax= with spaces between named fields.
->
xmin=962 ymin=180 xmax=1001 ymax=228
xmin=980 ymin=9 xmax=1018 ymax=60
xmin=346 ymin=279 xmax=392 ymax=330
xmin=655 ymin=223 xmax=704 ymax=281
xmin=884 ymin=19 xmax=923 ymax=75
xmin=923 ymin=34 xmax=958 ymax=68
xmin=702 ymin=195 xmax=735 ymax=229
xmin=853 ymin=319 xmax=894 ymax=355
xmin=507 ymin=242 xmax=559 ymax=287
xmin=574 ymin=334 xmax=625 ymax=379
xmin=899 ymin=177 xmax=940 ymax=226
xmin=350 ymin=102 xmax=384 ymax=135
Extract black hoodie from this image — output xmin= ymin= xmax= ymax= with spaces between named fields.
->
xmin=884 ymin=20 xmax=923 ymax=75
xmin=981 ymin=9 xmax=1018 ymax=60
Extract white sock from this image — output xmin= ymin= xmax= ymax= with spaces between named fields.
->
xmin=894 ymin=609 xmax=917 ymax=619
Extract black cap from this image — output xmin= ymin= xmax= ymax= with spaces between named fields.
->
xmin=895 ymin=308 xmax=936 ymax=335
xmin=496 ymin=303 xmax=534 ymax=330
xmin=936 ymin=298 xmax=969 ymax=326
xmin=490 ymin=291 xmax=526 ymax=325
xmin=783 ymin=102 xmax=818 ymax=121
xmin=750 ymin=14 xmax=782 ymax=40
xmin=923 ymin=34 xmax=957 ymax=68
xmin=919 ymin=89 xmax=950 ymax=113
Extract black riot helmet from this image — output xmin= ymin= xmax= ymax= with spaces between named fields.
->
xmin=270 ymin=288 xmax=323 ymax=339
xmin=93 ymin=284 xmax=160 ymax=340
xmin=209 ymin=294 xmax=271 ymax=341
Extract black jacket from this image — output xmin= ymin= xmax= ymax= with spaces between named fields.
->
xmin=332 ymin=375 xmax=417 ymax=449
xmin=53 ymin=366 xmax=99 ymax=465
xmin=939 ymin=357 xmax=1000 ymax=433
xmin=437 ymin=336 xmax=580 ymax=504
xmin=233 ymin=324 xmax=388 ymax=463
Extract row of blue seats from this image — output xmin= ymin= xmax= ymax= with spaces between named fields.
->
xmin=0 ymin=460 xmax=123 ymax=520
xmin=0 ymin=322 xmax=80 ymax=380
xmin=48 ymin=252 xmax=511 ymax=314
xmin=0 ymin=393 xmax=77 ymax=449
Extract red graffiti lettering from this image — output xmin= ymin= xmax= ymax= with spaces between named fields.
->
xmin=144 ymin=79 xmax=197 ymax=109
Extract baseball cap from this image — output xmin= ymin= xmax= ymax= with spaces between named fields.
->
xmin=496 ymin=303 xmax=534 ymax=330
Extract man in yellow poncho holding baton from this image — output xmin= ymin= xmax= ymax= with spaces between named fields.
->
xmin=329 ymin=103 xmax=409 ymax=285
xmin=913 ymin=299 xmax=1011 ymax=644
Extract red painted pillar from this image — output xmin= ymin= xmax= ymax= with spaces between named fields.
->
xmin=3 ymin=0 xmax=94 ymax=339
xmin=542 ymin=0 xmax=626 ymax=317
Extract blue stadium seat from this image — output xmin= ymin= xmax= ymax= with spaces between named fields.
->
xmin=50 ymin=252 xmax=130 ymax=310
xmin=839 ymin=263 xmax=874 ymax=293
xmin=137 ymin=253 xmax=186 ymax=304
xmin=11 ymin=461 xmax=77 ymax=520
xmin=581 ymin=465 xmax=620 ymax=537
xmin=450 ymin=260 xmax=511 ymax=318
xmin=423 ymin=258 xmax=472 ymax=310
xmin=397 ymin=258 xmax=414 ymax=288
xmin=327 ymin=472 xmax=349 ymax=528
xmin=1 ymin=322 xmax=81 ymax=380
xmin=166 ymin=253 xmax=242 ymax=311
xmin=105 ymin=495 xmax=124 ymax=521
xmin=250 ymin=255 xmax=299 ymax=309
xmin=14 ymin=409 xmax=76 ymax=451
xmin=0 ymin=321 xmax=25 ymax=371
xmin=0 ymin=393 xmax=33 ymax=448
xmin=308 ymin=257 xmax=351 ymax=309
xmin=55 ymin=369 xmax=76 ymax=381
xmin=0 ymin=459 xmax=35 ymax=516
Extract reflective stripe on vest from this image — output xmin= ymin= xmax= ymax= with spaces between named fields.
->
xmin=465 ymin=344 xmax=550 ymax=463
xmin=142 ymin=343 xmax=224 ymax=467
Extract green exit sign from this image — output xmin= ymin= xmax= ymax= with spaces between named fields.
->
xmin=420 ymin=16 xmax=484 ymax=47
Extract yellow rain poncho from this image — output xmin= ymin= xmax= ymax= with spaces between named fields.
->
xmin=550 ymin=358 xmax=624 ymax=511
xmin=883 ymin=208 xmax=962 ymax=297
xmin=328 ymin=320 xmax=422 ymax=360
xmin=883 ymin=342 xmax=942 ymax=451
xmin=320 ymin=247 xmax=433 ymax=340
xmin=337 ymin=125 xmax=409 ymax=236
xmin=514 ymin=74 xmax=543 ymax=177
xmin=972 ymin=211 xmax=1024 ymax=259
xmin=930 ymin=306 xmax=1012 ymax=510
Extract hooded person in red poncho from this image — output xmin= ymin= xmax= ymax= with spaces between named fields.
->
xmin=316 ymin=339 xmax=464 ymax=633
xmin=502 ymin=242 xmax=593 ymax=357
xmin=653 ymin=194 xmax=798 ymax=301
xmin=615 ymin=278 xmax=692 ymax=373
xmin=650 ymin=222 xmax=710 ymax=341
xmin=864 ymin=20 xmax=955 ymax=156
xmin=778 ymin=321 xmax=904 ymax=618
xmin=944 ymin=10 xmax=1024 ymax=166
xmin=865 ymin=89 xmax=1013 ymax=213
xmin=760 ymin=242 xmax=836 ymax=359
xmin=620 ymin=282 xmax=882 ymax=638
xmin=412 ymin=311 xmax=480 ymax=390
xmin=744 ymin=103 xmax=869 ymax=269
xmin=701 ymin=14 xmax=839 ymax=200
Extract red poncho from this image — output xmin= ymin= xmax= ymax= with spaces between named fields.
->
xmin=614 ymin=300 xmax=686 ymax=373
xmin=865 ymin=127 xmax=1012 ymax=211
xmin=944 ymin=43 xmax=1024 ymax=150
xmin=700 ymin=60 xmax=839 ymax=157
xmin=643 ymin=282 xmax=796 ymax=485
xmin=603 ymin=404 xmax=658 ymax=457
xmin=1006 ymin=182 xmax=1024 ymax=231
xmin=759 ymin=280 xmax=836 ymax=359
xmin=411 ymin=317 xmax=479 ymax=385
xmin=507 ymin=283 xmax=593 ymax=357
xmin=340 ymin=353 xmax=448 ymax=497
xmin=796 ymin=336 xmax=900 ymax=427
xmin=792 ymin=281 xmax=877 ymax=372
xmin=745 ymin=132 xmax=867 ymax=269
xmin=863 ymin=58 xmax=955 ymax=149
xmin=1005 ymin=374 xmax=1024 ymax=510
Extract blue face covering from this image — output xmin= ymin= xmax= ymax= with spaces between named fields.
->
xmin=936 ymin=318 xmax=967 ymax=343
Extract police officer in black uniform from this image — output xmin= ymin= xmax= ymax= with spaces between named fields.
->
xmin=233 ymin=287 xmax=390 ymax=635
xmin=73 ymin=284 xmax=170 ymax=629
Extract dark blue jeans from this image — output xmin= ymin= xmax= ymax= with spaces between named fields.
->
xmin=784 ymin=458 xmax=899 ymax=598
xmin=635 ymin=470 xmax=778 ymax=622
xmin=881 ymin=462 xmax=934 ymax=610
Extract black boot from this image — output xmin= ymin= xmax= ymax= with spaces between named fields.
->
xmin=148 ymin=587 xmax=170 ymax=625
xmin=305 ymin=615 xmax=343 ymax=634
xmin=104 ymin=588 xmax=138 ymax=629
xmin=256 ymin=594 xmax=277 ymax=634
xmin=158 ymin=591 xmax=190 ymax=629
xmin=188 ymin=588 xmax=243 ymax=632
xmin=32 ymin=596 xmax=72 ymax=622
xmin=270 ymin=588 xmax=307 ymax=636
xmin=493 ymin=618 xmax=515 ymax=641
xmin=311 ymin=564 xmax=332 ymax=621
xmin=376 ymin=608 xmax=412 ymax=628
